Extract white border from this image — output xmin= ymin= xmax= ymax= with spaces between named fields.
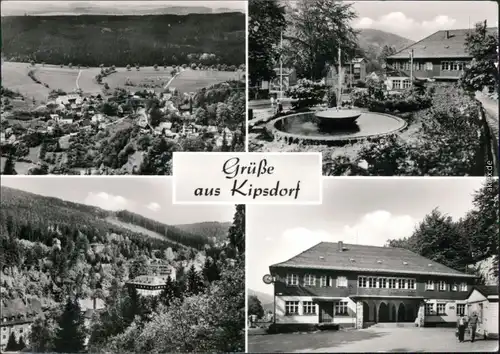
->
xmin=244 ymin=0 xmax=249 ymax=154
xmin=172 ymin=151 xmax=323 ymax=205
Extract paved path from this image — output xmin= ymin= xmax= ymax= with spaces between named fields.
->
xmin=476 ymin=91 xmax=499 ymax=141
xmin=76 ymin=69 xmax=82 ymax=90
xmin=249 ymin=327 xmax=498 ymax=353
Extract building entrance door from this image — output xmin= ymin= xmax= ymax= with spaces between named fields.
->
xmin=318 ymin=302 xmax=334 ymax=323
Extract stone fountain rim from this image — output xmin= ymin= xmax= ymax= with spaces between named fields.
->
xmin=266 ymin=111 xmax=408 ymax=142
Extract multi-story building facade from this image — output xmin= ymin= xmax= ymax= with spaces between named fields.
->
xmin=326 ymin=58 xmax=367 ymax=88
xmin=385 ymin=27 xmax=498 ymax=91
xmin=127 ymin=262 xmax=177 ymax=297
xmin=0 ymin=298 xmax=43 ymax=351
xmin=269 ymin=242 xmax=476 ymax=329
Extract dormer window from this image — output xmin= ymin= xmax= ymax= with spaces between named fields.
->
xmin=438 ymin=281 xmax=447 ymax=291
xmin=349 ymin=258 xmax=356 ymax=262
xmin=403 ymin=261 xmax=408 ymax=265
xmin=286 ymin=274 xmax=299 ymax=286
xmin=304 ymin=274 xmax=316 ymax=286
xmin=428 ymin=264 xmax=433 ymax=267
xmin=377 ymin=260 xmax=383 ymax=264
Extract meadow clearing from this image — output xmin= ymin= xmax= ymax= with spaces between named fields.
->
xmin=169 ymin=69 xmax=241 ymax=93
xmin=1 ymin=62 xmax=51 ymax=105
xmin=101 ymin=66 xmax=176 ymax=93
xmin=2 ymin=62 xmax=242 ymax=105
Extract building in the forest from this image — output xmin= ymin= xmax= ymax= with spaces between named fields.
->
xmin=269 ymin=241 xmax=477 ymax=329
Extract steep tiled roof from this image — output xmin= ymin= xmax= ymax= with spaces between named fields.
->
xmin=388 ymin=28 xmax=498 ymax=59
xmin=1 ymin=298 xmax=42 ymax=318
xmin=467 ymin=285 xmax=499 ymax=298
xmin=270 ymin=242 xmax=476 ymax=278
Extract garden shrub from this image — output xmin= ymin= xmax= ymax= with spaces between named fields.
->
xmin=286 ymin=79 xmax=326 ymax=110
xmin=350 ymin=88 xmax=370 ymax=108
xmin=354 ymin=80 xmax=366 ymax=88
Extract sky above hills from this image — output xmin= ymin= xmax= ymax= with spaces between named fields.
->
xmin=349 ymin=1 xmax=498 ymax=40
xmin=1 ymin=1 xmax=246 ymax=16
xmin=1 ymin=177 xmax=235 ymax=225
xmin=247 ymin=177 xmax=492 ymax=295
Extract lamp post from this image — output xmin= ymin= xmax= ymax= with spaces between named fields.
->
xmin=409 ymin=49 xmax=414 ymax=87
xmin=338 ymin=46 xmax=342 ymax=108
xmin=280 ymin=31 xmax=283 ymax=100
xmin=263 ymin=274 xmax=276 ymax=324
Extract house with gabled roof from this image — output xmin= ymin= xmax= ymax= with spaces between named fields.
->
xmin=269 ymin=241 xmax=476 ymax=329
xmin=466 ymin=285 xmax=498 ymax=339
xmin=0 ymin=298 xmax=43 ymax=351
xmin=385 ymin=27 xmax=498 ymax=90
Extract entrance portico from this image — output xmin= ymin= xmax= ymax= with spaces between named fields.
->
xmin=351 ymin=296 xmax=425 ymax=328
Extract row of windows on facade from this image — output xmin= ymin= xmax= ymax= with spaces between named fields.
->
xmin=284 ymin=300 xmax=349 ymax=316
xmin=391 ymin=61 xmax=469 ymax=71
xmin=285 ymin=274 xmax=468 ymax=291
xmin=283 ymin=301 xmax=467 ymax=317
xmin=425 ymin=303 xmax=466 ymax=316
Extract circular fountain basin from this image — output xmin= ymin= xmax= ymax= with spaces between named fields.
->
xmin=314 ymin=109 xmax=363 ymax=124
xmin=268 ymin=111 xmax=407 ymax=145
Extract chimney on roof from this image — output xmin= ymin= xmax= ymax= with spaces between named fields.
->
xmin=445 ymin=30 xmax=451 ymax=39
xmin=338 ymin=241 xmax=344 ymax=252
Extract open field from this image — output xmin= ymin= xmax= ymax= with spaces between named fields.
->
xmin=3 ymin=62 xmax=240 ymax=103
xmin=77 ymin=67 xmax=104 ymax=93
xmin=170 ymin=69 xmax=241 ymax=93
xmin=102 ymin=66 xmax=176 ymax=93
xmin=105 ymin=216 xmax=186 ymax=248
xmin=1 ymin=62 xmax=51 ymax=104
xmin=33 ymin=66 xmax=79 ymax=93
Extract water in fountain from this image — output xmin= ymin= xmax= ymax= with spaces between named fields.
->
xmin=270 ymin=110 xmax=407 ymax=144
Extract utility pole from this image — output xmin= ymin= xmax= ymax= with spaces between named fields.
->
xmin=280 ymin=31 xmax=283 ymax=100
xmin=338 ymin=46 xmax=342 ymax=108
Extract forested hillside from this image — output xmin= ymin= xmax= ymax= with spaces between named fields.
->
xmin=0 ymin=186 xmax=214 ymax=250
xmin=1 ymin=13 xmax=245 ymax=66
xmin=174 ymin=221 xmax=232 ymax=243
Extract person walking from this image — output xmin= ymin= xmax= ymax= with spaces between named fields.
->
xmin=469 ymin=311 xmax=479 ymax=342
xmin=270 ymin=95 xmax=275 ymax=110
xmin=457 ymin=313 xmax=467 ymax=342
